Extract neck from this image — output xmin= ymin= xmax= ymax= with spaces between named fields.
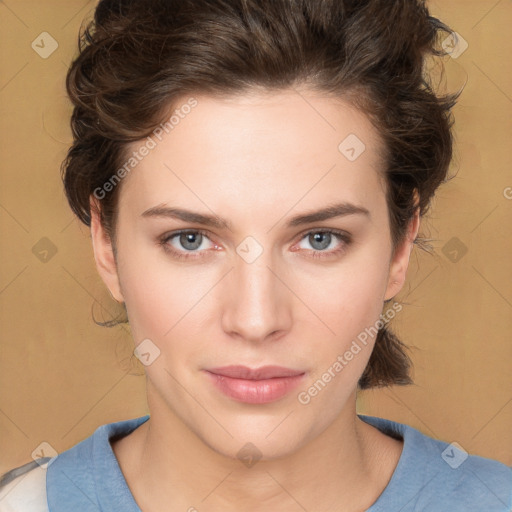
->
xmin=112 ymin=384 xmax=402 ymax=512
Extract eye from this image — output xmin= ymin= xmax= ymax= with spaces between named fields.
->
xmin=159 ymin=230 xmax=217 ymax=260
xmin=294 ymin=229 xmax=351 ymax=260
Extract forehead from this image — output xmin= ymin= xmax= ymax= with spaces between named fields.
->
xmin=118 ymin=89 xmax=387 ymax=216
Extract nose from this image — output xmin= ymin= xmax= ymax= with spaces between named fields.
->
xmin=220 ymin=245 xmax=292 ymax=343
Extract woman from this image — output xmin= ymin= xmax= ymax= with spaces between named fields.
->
xmin=1 ymin=0 xmax=511 ymax=510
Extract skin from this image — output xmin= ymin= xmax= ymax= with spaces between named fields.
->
xmin=90 ymin=88 xmax=420 ymax=512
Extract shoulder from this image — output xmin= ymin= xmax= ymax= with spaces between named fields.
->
xmin=45 ymin=415 xmax=149 ymax=509
xmin=418 ymin=445 xmax=512 ymax=510
xmin=360 ymin=414 xmax=512 ymax=510
xmin=0 ymin=459 xmax=50 ymax=512
xmin=429 ymin=446 xmax=512 ymax=505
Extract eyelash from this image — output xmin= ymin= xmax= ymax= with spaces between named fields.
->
xmin=158 ymin=229 xmax=352 ymax=261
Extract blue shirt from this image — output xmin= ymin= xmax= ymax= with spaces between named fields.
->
xmin=2 ymin=414 xmax=511 ymax=511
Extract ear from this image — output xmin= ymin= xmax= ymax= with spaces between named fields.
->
xmin=384 ymin=204 xmax=420 ymax=301
xmin=89 ymin=196 xmax=125 ymax=303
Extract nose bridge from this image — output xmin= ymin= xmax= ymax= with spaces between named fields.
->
xmin=221 ymin=240 xmax=290 ymax=341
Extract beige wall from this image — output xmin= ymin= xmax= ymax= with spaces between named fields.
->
xmin=0 ymin=0 xmax=510 ymax=475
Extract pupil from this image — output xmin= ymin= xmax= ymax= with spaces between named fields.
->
xmin=181 ymin=232 xmax=201 ymax=250
xmin=311 ymin=232 xmax=330 ymax=250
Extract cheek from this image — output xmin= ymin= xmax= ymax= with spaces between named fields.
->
xmin=304 ymin=248 xmax=390 ymax=337
xmin=117 ymin=241 xmax=224 ymax=366
xmin=120 ymin=266 xmax=198 ymax=341
xmin=115 ymin=239 xmax=183 ymax=340
xmin=291 ymin=244 xmax=391 ymax=393
xmin=294 ymin=255 xmax=390 ymax=411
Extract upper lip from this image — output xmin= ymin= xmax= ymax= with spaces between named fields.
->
xmin=206 ymin=365 xmax=305 ymax=380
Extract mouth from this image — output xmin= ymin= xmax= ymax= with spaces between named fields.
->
xmin=206 ymin=365 xmax=305 ymax=380
xmin=203 ymin=365 xmax=306 ymax=404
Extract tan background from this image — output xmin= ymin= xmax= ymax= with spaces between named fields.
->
xmin=0 ymin=0 xmax=511 ymax=475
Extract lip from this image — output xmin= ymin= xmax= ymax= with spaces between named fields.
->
xmin=204 ymin=365 xmax=306 ymax=404
xmin=207 ymin=365 xmax=305 ymax=380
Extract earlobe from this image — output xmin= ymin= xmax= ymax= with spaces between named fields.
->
xmin=89 ymin=196 xmax=124 ymax=303
xmin=384 ymin=207 xmax=420 ymax=301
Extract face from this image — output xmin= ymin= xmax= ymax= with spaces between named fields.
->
xmin=91 ymin=88 xmax=418 ymax=460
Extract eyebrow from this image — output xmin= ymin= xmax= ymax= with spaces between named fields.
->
xmin=141 ymin=202 xmax=370 ymax=230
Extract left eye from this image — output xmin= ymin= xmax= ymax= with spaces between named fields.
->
xmin=296 ymin=230 xmax=346 ymax=252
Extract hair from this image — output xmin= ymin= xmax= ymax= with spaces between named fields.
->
xmin=61 ymin=0 xmax=459 ymax=389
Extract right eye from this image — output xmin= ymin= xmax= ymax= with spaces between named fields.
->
xmin=158 ymin=230 xmax=219 ymax=260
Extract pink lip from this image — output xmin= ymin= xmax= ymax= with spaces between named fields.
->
xmin=204 ymin=365 xmax=306 ymax=404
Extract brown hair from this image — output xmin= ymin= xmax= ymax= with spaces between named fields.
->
xmin=62 ymin=0 xmax=459 ymax=389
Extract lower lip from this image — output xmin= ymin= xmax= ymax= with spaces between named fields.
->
xmin=204 ymin=371 xmax=306 ymax=404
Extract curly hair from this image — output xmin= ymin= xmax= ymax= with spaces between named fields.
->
xmin=61 ymin=0 xmax=459 ymax=389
